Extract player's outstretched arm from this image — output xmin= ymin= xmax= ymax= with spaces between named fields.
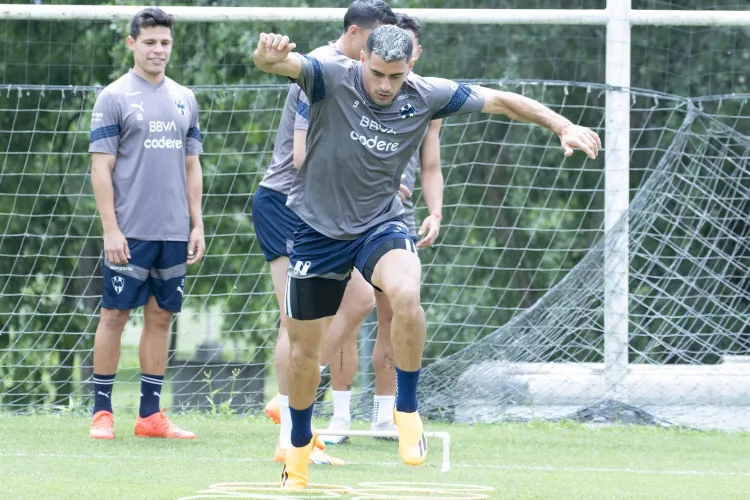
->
xmin=185 ymin=155 xmax=205 ymax=265
xmin=481 ymin=89 xmax=601 ymax=160
xmin=417 ymin=119 xmax=444 ymax=249
xmin=91 ymin=153 xmax=130 ymax=265
xmin=252 ymin=33 xmax=302 ymax=79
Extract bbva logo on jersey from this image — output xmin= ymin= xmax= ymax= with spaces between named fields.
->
xmin=149 ymin=120 xmax=178 ymax=132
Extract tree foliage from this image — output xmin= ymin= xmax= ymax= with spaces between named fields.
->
xmin=1 ymin=0 xmax=748 ymax=406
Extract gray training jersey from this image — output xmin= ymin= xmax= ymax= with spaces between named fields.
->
xmin=287 ymin=55 xmax=485 ymax=240
xmin=89 ymin=70 xmax=202 ymax=241
xmin=259 ymin=43 xmax=342 ymax=195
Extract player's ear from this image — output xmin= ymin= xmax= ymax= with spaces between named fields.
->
xmin=347 ymin=24 xmax=359 ymax=38
xmin=360 ymin=50 xmax=366 ymax=63
xmin=126 ymin=35 xmax=136 ymax=51
xmin=416 ymin=45 xmax=422 ymax=60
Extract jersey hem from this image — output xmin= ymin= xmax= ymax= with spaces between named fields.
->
xmin=292 ymin=210 xmax=407 ymax=241
xmin=257 ymin=183 xmax=292 ymax=196
xmin=121 ymin=235 xmax=190 ymax=242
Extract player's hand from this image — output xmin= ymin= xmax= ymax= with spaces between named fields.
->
xmin=558 ymin=124 xmax=601 ymax=160
xmin=104 ymin=229 xmax=129 ymax=265
xmin=254 ymin=33 xmax=297 ymax=65
xmin=397 ymin=174 xmax=411 ymax=202
xmin=417 ymin=214 xmax=441 ymax=248
xmin=187 ymin=226 xmax=206 ymax=265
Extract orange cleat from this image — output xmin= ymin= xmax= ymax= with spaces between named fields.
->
xmin=89 ymin=410 xmax=115 ymax=440
xmin=265 ymin=395 xmax=281 ymax=424
xmin=134 ymin=409 xmax=196 ymax=439
xmin=274 ymin=434 xmax=344 ymax=466
xmin=394 ymin=409 xmax=428 ymax=466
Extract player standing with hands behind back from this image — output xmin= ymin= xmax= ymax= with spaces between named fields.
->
xmin=88 ymin=7 xmax=205 ymax=440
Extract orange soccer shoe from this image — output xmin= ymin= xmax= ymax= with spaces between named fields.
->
xmin=89 ymin=410 xmax=115 ymax=440
xmin=274 ymin=434 xmax=344 ymax=466
xmin=265 ymin=395 xmax=281 ymax=424
xmin=134 ymin=409 xmax=196 ymax=439
xmin=394 ymin=409 xmax=428 ymax=466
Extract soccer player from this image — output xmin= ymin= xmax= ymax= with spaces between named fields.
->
xmin=251 ymin=0 xmax=396 ymax=460
xmin=319 ymin=12 xmax=444 ymax=442
xmin=88 ymin=7 xmax=204 ymax=440
xmin=253 ymin=25 xmax=600 ymax=488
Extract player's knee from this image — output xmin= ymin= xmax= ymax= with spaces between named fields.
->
xmin=343 ymin=283 xmax=375 ymax=321
xmin=98 ymin=308 xmax=130 ymax=334
xmin=143 ymin=305 xmax=172 ymax=333
xmin=388 ymin=281 xmax=421 ymax=316
xmin=288 ymin=334 xmax=320 ymax=375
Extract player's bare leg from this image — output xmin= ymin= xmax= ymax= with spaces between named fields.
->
xmin=371 ymin=248 xmax=427 ymax=466
xmin=321 ymin=269 xmax=374 ymax=443
xmin=283 ymin=315 xmax=329 ymax=488
xmin=371 ymin=290 xmax=397 ymax=435
xmin=134 ymin=296 xmax=194 ymax=439
xmin=90 ymin=308 xmax=130 ymax=439
xmin=326 ymin=335 xmax=358 ymax=444
xmin=268 ymin=257 xmax=343 ymax=464
xmin=267 ymin=256 xmax=292 ymax=428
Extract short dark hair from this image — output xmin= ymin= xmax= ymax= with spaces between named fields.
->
xmin=130 ymin=7 xmax=174 ymax=39
xmin=344 ymin=0 xmax=397 ymax=31
xmin=396 ymin=13 xmax=421 ymax=41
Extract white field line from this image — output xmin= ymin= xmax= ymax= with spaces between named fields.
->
xmin=2 ymin=451 xmax=749 ymax=478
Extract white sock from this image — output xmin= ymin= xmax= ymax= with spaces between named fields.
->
xmin=332 ymin=390 xmax=351 ymax=420
xmin=373 ymin=395 xmax=395 ymax=425
xmin=278 ymin=393 xmax=292 ymax=449
xmin=319 ymin=365 xmax=326 ymax=373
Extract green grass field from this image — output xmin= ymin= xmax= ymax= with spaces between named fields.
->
xmin=1 ymin=413 xmax=749 ymax=499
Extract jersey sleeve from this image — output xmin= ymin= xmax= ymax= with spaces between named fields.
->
xmin=292 ymin=85 xmax=310 ymax=131
xmin=88 ymin=89 xmax=121 ymax=155
xmin=295 ymin=54 xmax=350 ymax=106
xmin=186 ymin=91 xmax=203 ymax=156
xmin=422 ymin=78 xmax=486 ymax=120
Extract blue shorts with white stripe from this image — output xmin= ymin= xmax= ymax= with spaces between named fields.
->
xmin=102 ymin=239 xmax=188 ymax=312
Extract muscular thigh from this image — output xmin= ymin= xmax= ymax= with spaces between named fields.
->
xmin=269 ymin=256 xmax=290 ymax=317
xmin=353 ymin=219 xmax=419 ymax=292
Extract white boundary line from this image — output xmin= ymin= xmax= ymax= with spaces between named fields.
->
xmin=2 ymin=451 xmax=749 ymax=477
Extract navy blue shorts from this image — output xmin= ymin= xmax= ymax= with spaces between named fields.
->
xmin=289 ymin=217 xmax=417 ymax=282
xmin=252 ymin=186 xmax=301 ymax=262
xmin=102 ymin=239 xmax=188 ymax=312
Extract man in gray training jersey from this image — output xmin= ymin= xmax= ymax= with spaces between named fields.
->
xmin=88 ymin=7 xmax=205 ymax=441
xmin=311 ymin=12 xmax=444 ymax=444
xmin=254 ymin=25 xmax=600 ymax=489
xmin=251 ymin=0 xmax=397 ymax=460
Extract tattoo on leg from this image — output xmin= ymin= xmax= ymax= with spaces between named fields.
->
xmin=346 ymin=384 xmax=352 ymax=391
xmin=384 ymin=354 xmax=395 ymax=370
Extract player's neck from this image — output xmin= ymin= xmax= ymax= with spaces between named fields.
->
xmin=132 ymin=65 xmax=165 ymax=87
xmin=333 ymin=37 xmax=353 ymax=60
